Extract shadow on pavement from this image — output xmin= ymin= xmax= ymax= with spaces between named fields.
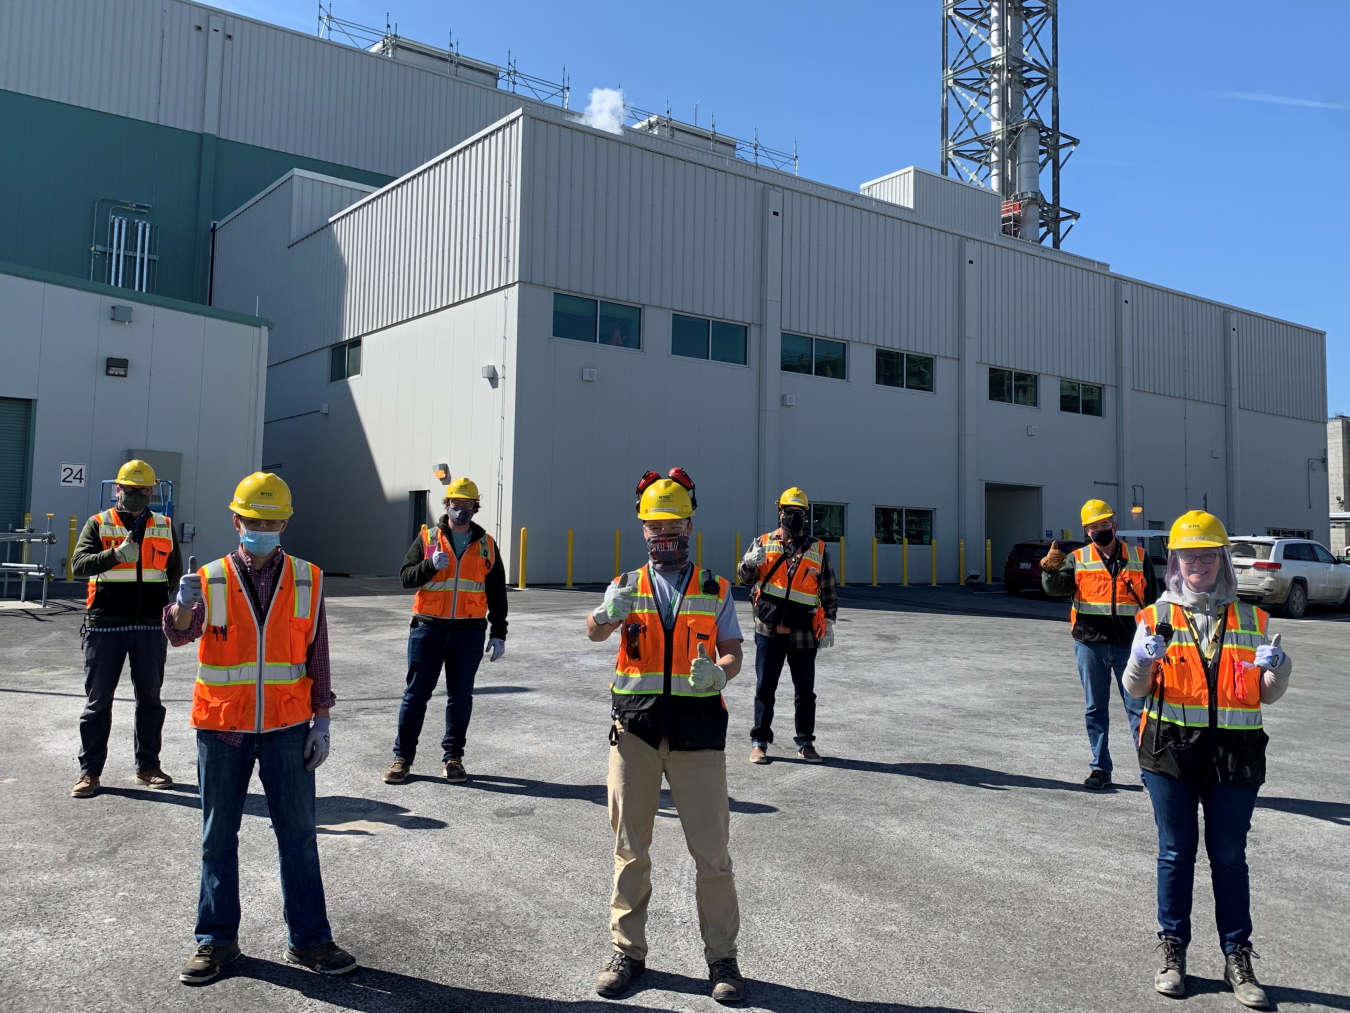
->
xmin=776 ymin=757 xmax=1144 ymax=793
xmin=461 ymin=775 xmax=777 ymax=815
xmin=221 ymin=957 xmax=977 ymax=1012
xmin=97 ymin=785 xmax=445 ymax=832
xmin=1185 ymin=974 xmax=1350 ymax=1011
xmin=1255 ymin=795 xmax=1350 ymax=826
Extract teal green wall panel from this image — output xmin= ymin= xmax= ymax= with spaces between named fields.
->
xmin=0 ymin=89 xmax=393 ymax=304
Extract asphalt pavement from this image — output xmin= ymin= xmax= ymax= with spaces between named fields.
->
xmin=1 ymin=581 xmax=1346 ymax=1013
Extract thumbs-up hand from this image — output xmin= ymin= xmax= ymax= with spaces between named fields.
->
xmin=115 ymin=534 xmax=140 ymax=563
xmin=430 ymin=548 xmax=450 ymax=570
xmin=689 ymin=642 xmax=726 ymax=693
xmin=176 ymin=554 xmax=203 ymax=609
xmin=1254 ymin=632 xmax=1286 ymax=672
xmin=1040 ymin=540 xmax=1067 ymax=572
xmin=743 ymin=540 xmax=768 ymax=567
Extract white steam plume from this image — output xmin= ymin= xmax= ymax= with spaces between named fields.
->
xmin=581 ymin=87 xmax=626 ymax=135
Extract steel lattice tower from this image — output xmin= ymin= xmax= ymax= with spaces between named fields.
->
xmin=941 ymin=0 xmax=1079 ymax=247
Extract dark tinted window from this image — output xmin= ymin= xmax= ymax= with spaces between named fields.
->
xmin=876 ymin=349 xmax=902 ymax=388
xmin=329 ymin=344 xmax=346 ymax=382
xmin=1313 ymin=543 xmax=1338 ymax=564
xmin=1060 ymin=380 xmax=1080 ymax=413
xmin=989 ymin=367 xmax=1013 ymax=402
xmin=781 ymin=333 xmax=813 ymax=374
xmin=814 ymin=339 xmax=847 ymax=379
xmin=1282 ymin=543 xmax=1314 ymax=561
xmin=553 ymin=293 xmax=596 ymax=342
xmin=1081 ymin=383 xmax=1103 ymax=417
xmin=875 ymin=506 xmax=903 ymax=544
xmin=672 ymin=314 xmax=709 ymax=359
xmin=599 ymin=302 xmax=641 ymax=349
xmin=811 ymin=503 xmax=845 ymax=542
xmin=905 ymin=354 xmax=934 ymax=392
xmin=710 ymin=321 xmax=747 ymax=364
xmin=904 ymin=508 xmax=933 ymax=544
xmin=1013 ymin=371 xmax=1038 ymax=407
xmin=1231 ymin=541 xmax=1273 ymax=560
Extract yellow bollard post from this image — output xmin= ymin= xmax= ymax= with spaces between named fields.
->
xmin=566 ymin=529 xmax=574 ymax=588
xmin=518 ymin=527 xmax=528 ymax=589
xmin=22 ymin=512 xmax=32 ymax=563
xmin=902 ymin=537 xmax=909 ymax=586
xmin=734 ymin=533 xmax=741 ymax=585
xmin=985 ymin=539 xmax=992 ymax=584
xmin=696 ymin=531 xmax=703 ymax=568
xmin=838 ymin=537 xmax=846 ymax=586
xmin=930 ymin=539 xmax=938 ymax=586
xmin=871 ymin=537 xmax=878 ymax=586
xmin=67 ymin=515 xmax=78 ymax=581
xmin=959 ymin=539 xmax=966 ymax=586
xmin=614 ymin=529 xmax=621 ymax=580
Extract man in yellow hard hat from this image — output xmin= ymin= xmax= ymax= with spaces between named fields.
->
xmin=586 ymin=468 xmax=747 ymax=1003
xmin=164 ymin=473 xmax=357 ymax=983
xmin=737 ymin=486 xmax=838 ymax=765
xmin=69 ymin=459 xmax=181 ymax=798
xmin=1041 ymin=498 xmax=1158 ymax=789
xmin=384 ymin=476 xmax=507 ymax=785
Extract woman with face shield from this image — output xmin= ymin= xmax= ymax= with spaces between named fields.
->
xmin=1123 ymin=511 xmax=1292 ymax=1007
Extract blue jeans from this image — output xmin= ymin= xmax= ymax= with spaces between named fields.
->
xmin=195 ymin=724 xmax=332 ymax=950
xmin=1073 ymin=640 xmax=1144 ymax=774
xmin=1143 ymin=770 xmax=1259 ymax=953
xmin=78 ymin=629 xmax=167 ymax=776
xmin=394 ymin=619 xmax=485 ymax=763
xmin=750 ymin=633 xmax=817 ymax=748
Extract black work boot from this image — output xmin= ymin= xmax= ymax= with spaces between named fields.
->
xmin=1153 ymin=937 xmax=1186 ymax=997
xmin=595 ymin=951 xmax=645 ymax=998
xmin=1083 ymin=768 xmax=1112 ymax=790
xmin=284 ymin=941 xmax=358 ymax=975
xmin=709 ymin=956 xmax=745 ymax=1003
xmin=179 ymin=941 xmax=241 ymax=984
xmin=1224 ymin=947 xmax=1269 ymax=1008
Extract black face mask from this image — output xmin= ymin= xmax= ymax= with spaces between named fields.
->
xmin=117 ymin=490 xmax=152 ymax=515
xmin=781 ymin=510 xmax=807 ymax=536
xmin=1090 ymin=528 xmax=1115 ymax=547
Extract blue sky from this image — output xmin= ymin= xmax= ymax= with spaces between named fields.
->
xmin=222 ymin=0 xmax=1349 ymax=417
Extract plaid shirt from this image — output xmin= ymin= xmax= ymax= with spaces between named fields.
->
xmin=737 ymin=532 xmax=839 ymax=649
xmin=162 ymin=549 xmax=333 ymax=746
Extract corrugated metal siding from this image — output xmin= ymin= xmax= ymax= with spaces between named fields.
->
xmin=911 ymin=170 xmax=1000 ymax=238
xmin=977 ymin=241 xmax=1115 ymax=383
xmin=1131 ymin=286 xmax=1227 ymax=405
xmin=289 ymin=172 xmax=378 ymax=244
xmin=521 ymin=118 xmax=759 ymax=324
xmin=1237 ymin=313 xmax=1326 ymax=422
xmin=859 ymin=170 xmax=913 ymax=208
xmin=780 ymin=190 xmax=959 ymax=356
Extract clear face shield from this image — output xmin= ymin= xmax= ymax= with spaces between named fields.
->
xmin=1166 ymin=546 xmax=1237 ymax=602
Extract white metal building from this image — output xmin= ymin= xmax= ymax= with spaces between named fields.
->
xmin=0 ymin=262 xmax=269 ymax=572
xmin=211 ymin=105 xmax=1328 ymax=584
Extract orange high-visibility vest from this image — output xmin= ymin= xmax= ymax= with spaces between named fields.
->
xmin=751 ymin=533 xmax=829 ymax=637
xmin=85 ymin=509 xmax=174 ymax=607
xmin=1136 ymin=600 xmax=1266 ymax=745
xmin=411 ymin=527 xmax=496 ymax=620
xmin=612 ymin=565 xmax=730 ymax=699
xmin=1070 ymin=542 xmax=1148 ymax=626
xmin=191 ymin=553 xmax=321 ymax=734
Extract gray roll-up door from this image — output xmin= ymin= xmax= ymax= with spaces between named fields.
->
xmin=0 ymin=398 xmax=34 ymax=535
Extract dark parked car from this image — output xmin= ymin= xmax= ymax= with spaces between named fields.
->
xmin=1003 ymin=538 xmax=1085 ymax=595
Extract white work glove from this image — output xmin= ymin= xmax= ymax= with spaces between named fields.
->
xmin=743 ymin=540 xmax=767 ymax=567
xmin=594 ymin=581 xmax=635 ymax=625
xmin=431 ymin=548 xmax=450 ymax=570
xmin=304 ymin=716 xmax=331 ymax=771
xmin=114 ymin=535 xmax=140 ymax=563
xmin=1254 ymin=633 xmax=1285 ymax=672
xmin=1132 ymin=634 xmax=1167 ymax=667
xmin=485 ymin=637 xmax=506 ymax=662
xmin=817 ymin=619 xmax=835 ymax=649
xmin=688 ymin=643 xmax=727 ymax=693
xmin=176 ymin=555 xmax=202 ymax=609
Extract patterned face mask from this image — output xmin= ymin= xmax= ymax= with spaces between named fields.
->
xmin=448 ymin=505 xmax=476 ymax=526
xmin=646 ymin=532 xmax=690 ymax=568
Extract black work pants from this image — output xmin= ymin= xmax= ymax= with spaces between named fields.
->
xmin=750 ymin=632 xmax=817 ymax=748
xmin=78 ymin=628 xmax=168 ymax=776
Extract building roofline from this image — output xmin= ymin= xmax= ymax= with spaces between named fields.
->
xmin=216 ymin=168 xmax=379 ymax=231
xmin=0 ymin=260 xmax=273 ymax=329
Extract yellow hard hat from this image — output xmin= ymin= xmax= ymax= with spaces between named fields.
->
xmin=1080 ymin=499 xmax=1115 ymax=526
xmin=230 ymin=472 xmax=294 ymax=519
xmin=1168 ymin=510 xmax=1229 ymax=550
xmin=116 ymin=459 xmax=156 ymax=487
xmin=444 ymin=477 xmax=480 ymax=501
xmin=638 ymin=479 xmax=694 ymax=520
xmin=778 ymin=487 xmax=809 ymax=510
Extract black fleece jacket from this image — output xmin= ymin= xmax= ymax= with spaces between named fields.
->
xmin=399 ymin=519 xmax=508 ymax=640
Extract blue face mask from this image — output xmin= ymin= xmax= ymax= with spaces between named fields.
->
xmin=239 ymin=528 xmax=281 ymax=556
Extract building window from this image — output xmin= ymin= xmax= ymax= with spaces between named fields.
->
xmin=782 ymin=333 xmax=848 ymax=380
xmin=329 ymin=338 xmax=361 ymax=381
xmin=552 ymin=293 xmax=641 ymax=348
xmin=875 ymin=349 xmax=936 ymax=392
xmin=989 ymin=366 xmax=1038 ymax=407
xmin=1059 ymin=379 xmax=1103 ymax=417
xmin=1267 ymin=528 xmax=1313 ymax=539
xmin=874 ymin=507 xmax=934 ymax=544
xmin=811 ymin=503 xmax=846 ymax=542
xmin=671 ymin=315 xmax=748 ymax=365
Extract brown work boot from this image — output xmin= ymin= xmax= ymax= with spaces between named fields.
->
xmin=444 ymin=758 xmax=468 ymax=783
xmin=383 ymin=758 xmax=411 ymax=784
xmin=136 ymin=768 xmax=174 ymax=789
xmin=595 ymin=951 xmax=645 ymax=998
xmin=179 ymin=941 xmax=241 ymax=984
xmin=71 ymin=773 xmax=100 ymax=798
xmin=709 ymin=956 xmax=745 ymax=1003
xmin=797 ymin=745 xmax=822 ymax=763
xmin=748 ymin=745 xmax=768 ymax=765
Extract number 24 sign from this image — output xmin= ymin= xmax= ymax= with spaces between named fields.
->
xmin=60 ymin=464 xmax=87 ymax=488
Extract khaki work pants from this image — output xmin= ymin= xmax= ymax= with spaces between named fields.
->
xmin=608 ymin=727 xmax=739 ymax=963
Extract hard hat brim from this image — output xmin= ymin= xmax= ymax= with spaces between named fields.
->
xmin=231 ymin=503 xmax=294 ymax=520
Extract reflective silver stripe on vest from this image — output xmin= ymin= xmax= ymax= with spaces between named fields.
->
xmin=204 ymin=559 xmax=229 ymax=628
xmin=97 ymin=568 xmax=168 ymax=583
xmin=1146 ymin=699 xmax=1263 ymax=729
xmin=1073 ymin=600 xmax=1141 ymax=615
xmin=291 ymin=556 xmax=313 ymax=620
xmin=197 ymin=662 xmax=308 ymax=686
xmin=610 ymin=673 xmax=666 ymax=694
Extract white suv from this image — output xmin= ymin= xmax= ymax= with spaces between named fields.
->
xmin=1231 ymin=537 xmax=1350 ymax=617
